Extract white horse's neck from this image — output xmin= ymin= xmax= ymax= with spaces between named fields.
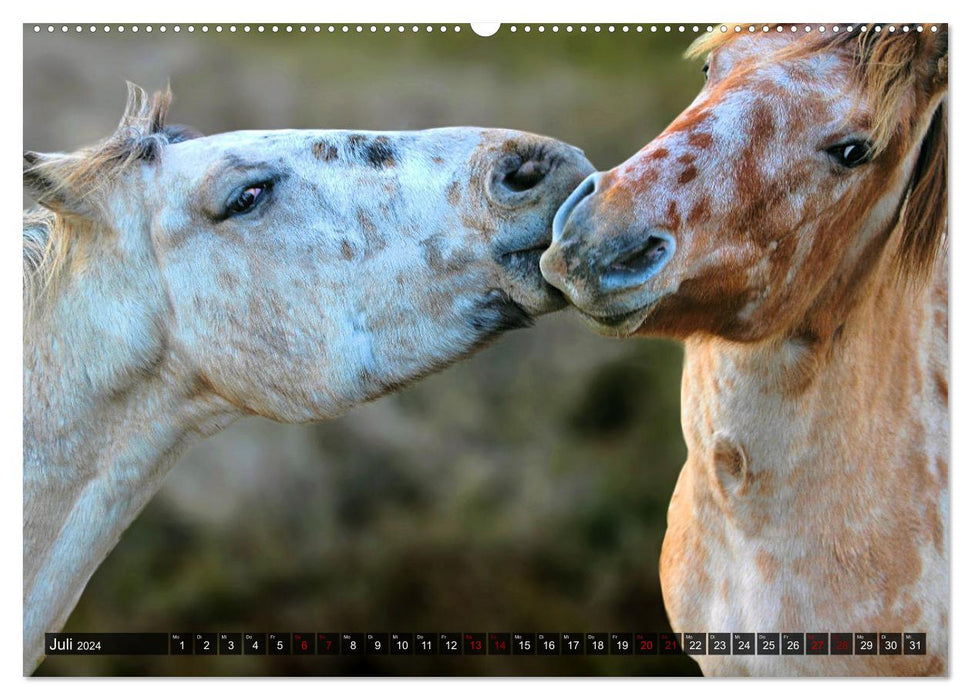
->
xmin=23 ymin=242 xmax=239 ymax=673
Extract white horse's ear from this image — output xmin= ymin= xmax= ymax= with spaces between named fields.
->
xmin=23 ymin=150 xmax=98 ymax=219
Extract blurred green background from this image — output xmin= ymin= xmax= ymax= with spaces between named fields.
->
xmin=24 ymin=23 xmax=705 ymax=676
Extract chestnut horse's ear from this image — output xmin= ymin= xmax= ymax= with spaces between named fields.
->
xmin=897 ymin=26 xmax=948 ymax=282
xmin=919 ymin=24 xmax=947 ymax=99
xmin=23 ymin=150 xmax=98 ymax=219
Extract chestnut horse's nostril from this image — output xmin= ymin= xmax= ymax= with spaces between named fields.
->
xmin=600 ymin=229 xmax=677 ymax=291
xmin=553 ymin=172 xmax=600 ymax=243
xmin=610 ymin=235 xmax=670 ymax=273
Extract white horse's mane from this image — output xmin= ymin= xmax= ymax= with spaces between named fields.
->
xmin=23 ymin=84 xmax=201 ymax=320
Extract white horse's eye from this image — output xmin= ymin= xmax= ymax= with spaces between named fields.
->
xmin=826 ymin=141 xmax=872 ymax=169
xmin=228 ymin=183 xmax=269 ymax=214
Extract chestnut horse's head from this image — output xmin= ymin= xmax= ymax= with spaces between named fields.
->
xmin=542 ymin=25 xmax=947 ymax=341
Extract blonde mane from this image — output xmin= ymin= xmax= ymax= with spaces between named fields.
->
xmin=23 ymin=84 xmax=199 ymax=321
xmin=686 ymin=24 xmax=947 ymax=280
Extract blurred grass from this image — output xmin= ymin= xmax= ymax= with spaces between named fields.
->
xmin=25 ymin=24 xmax=704 ymax=676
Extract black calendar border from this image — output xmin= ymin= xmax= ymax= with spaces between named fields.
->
xmin=43 ymin=631 xmax=928 ymax=657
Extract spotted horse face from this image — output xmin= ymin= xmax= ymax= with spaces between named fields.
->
xmin=541 ymin=30 xmax=947 ymax=343
xmin=135 ymin=126 xmax=593 ymax=420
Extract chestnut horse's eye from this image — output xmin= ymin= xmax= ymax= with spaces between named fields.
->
xmin=228 ymin=183 xmax=269 ymax=214
xmin=827 ymin=141 xmax=873 ymax=169
xmin=702 ymin=61 xmax=710 ymax=80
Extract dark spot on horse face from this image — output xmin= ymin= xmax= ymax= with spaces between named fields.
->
xmin=688 ymin=131 xmax=714 ymax=150
xmin=357 ymin=210 xmax=376 ymax=230
xmin=460 ymin=211 xmax=497 ymax=240
xmin=688 ymin=198 xmax=711 ymax=226
xmin=339 ymin=238 xmax=355 ymax=260
xmin=648 ymin=148 xmax=670 ymax=161
xmin=313 ymin=140 xmax=339 ymax=161
xmin=364 ymin=136 xmax=396 ymax=168
xmin=347 ymin=134 xmax=367 ymax=162
xmin=611 ymin=165 xmax=659 ymax=201
xmin=667 ymin=106 xmax=713 ymax=137
xmin=432 ymin=156 xmax=445 ymax=165
xmin=357 ymin=210 xmax=387 ymax=255
xmin=749 ymin=102 xmax=776 ymax=144
xmin=446 ymin=181 xmax=461 ymax=206
xmin=421 ymin=235 xmax=446 ymax=271
xmin=421 ymin=234 xmax=475 ymax=274
xmin=500 ymin=139 xmax=521 ymax=155
xmin=345 ymin=134 xmax=396 ymax=168
xmin=678 ymin=165 xmax=698 ymax=185
xmin=666 ymin=200 xmax=681 ymax=230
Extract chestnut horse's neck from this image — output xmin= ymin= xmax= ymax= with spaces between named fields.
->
xmin=665 ymin=243 xmax=948 ymax=674
xmin=22 ymin=230 xmax=239 ymax=674
xmin=681 ymin=246 xmax=947 ymax=501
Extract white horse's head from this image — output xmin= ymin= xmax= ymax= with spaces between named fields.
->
xmin=24 ymin=86 xmax=593 ymax=422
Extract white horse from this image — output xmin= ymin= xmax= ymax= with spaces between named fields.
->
xmin=23 ymin=85 xmax=593 ymax=674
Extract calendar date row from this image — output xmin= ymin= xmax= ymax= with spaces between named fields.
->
xmin=46 ymin=632 xmax=927 ymax=656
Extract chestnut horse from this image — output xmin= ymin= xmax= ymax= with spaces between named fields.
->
xmin=23 ymin=85 xmax=592 ymax=674
xmin=542 ymin=25 xmax=947 ymax=676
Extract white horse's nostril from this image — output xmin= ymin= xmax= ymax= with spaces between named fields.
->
xmin=503 ymin=158 xmax=549 ymax=192
xmin=552 ymin=171 xmax=601 ymax=243
xmin=489 ymin=149 xmax=555 ymax=203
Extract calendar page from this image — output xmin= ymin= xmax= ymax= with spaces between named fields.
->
xmin=23 ymin=20 xmax=948 ymax=678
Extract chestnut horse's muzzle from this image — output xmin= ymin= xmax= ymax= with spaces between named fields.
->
xmin=541 ymin=171 xmax=676 ymax=313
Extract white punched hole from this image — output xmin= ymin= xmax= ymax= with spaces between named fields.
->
xmin=471 ymin=23 xmax=500 ymax=37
